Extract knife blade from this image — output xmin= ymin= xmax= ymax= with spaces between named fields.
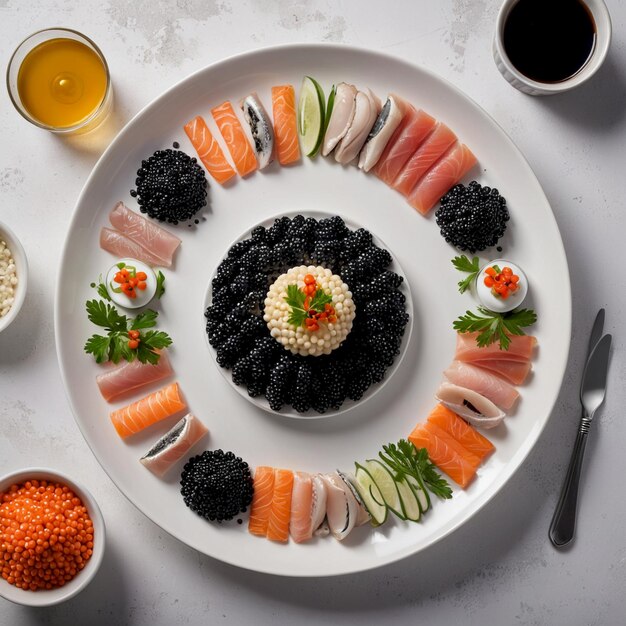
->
xmin=585 ymin=308 xmax=605 ymax=365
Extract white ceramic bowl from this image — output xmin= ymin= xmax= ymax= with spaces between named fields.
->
xmin=0 ymin=468 xmax=105 ymax=607
xmin=493 ymin=0 xmax=612 ymax=95
xmin=0 ymin=220 xmax=28 ymax=333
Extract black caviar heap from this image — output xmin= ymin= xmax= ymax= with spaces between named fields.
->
xmin=435 ymin=181 xmax=510 ymax=253
xmin=130 ymin=148 xmax=207 ymax=225
xmin=180 ymin=450 xmax=254 ymax=522
xmin=205 ymin=215 xmax=409 ymax=413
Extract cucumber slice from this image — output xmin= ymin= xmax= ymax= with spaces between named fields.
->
xmin=353 ymin=464 xmax=388 ymax=526
xmin=395 ymin=476 xmax=421 ymax=522
xmin=405 ymin=474 xmax=430 ymax=514
xmin=298 ymin=76 xmax=325 ymax=157
xmin=362 ymin=459 xmax=405 ymax=520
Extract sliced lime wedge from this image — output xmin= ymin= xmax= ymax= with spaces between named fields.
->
xmin=298 ymin=76 xmax=325 ymax=157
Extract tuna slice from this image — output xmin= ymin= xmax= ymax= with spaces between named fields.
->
xmin=335 ymin=89 xmax=381 ymax=165
xmin=393 ymin=123 xmax=457 ymax=195
xmin=426 ymin=403 xmax=495 ymax=461
xmin=100 ymin=227 xmax=169 ymax=267
xmin=96 ymin=350 xmax=173 ymax=402
xmin=455 ymin=332 xmax=537 ymax=363
xmin=322 ymin=83 xmax=357 ymax=156
xmin=289 ymin=471 xmax=313 ymax=543
xmin=435 ymin=382 xmax=506 ymax=429
xmin=140 ymin=414 xmax=208 ymax=478
xmin=407 ymin=143 xmax=477 ymax=215
xmin=444 ymin=360 xmax=519 ymax=410
xmin=109 ymin=202 xmax=181 ymax=267
xmin=248 ymin=466 xmax=275 ymax=537
xmin=409 ymin=424 xmax=478 ymax=488
xmin=471 ymin=359 xmax=532 ymax=385
xmin=358 ymin=93 xmax=408 ymax=172
xmin=373 ymin=108 xmax=437 ymax=185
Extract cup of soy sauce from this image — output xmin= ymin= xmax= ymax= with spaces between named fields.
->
xmin=493 ymin=0 xmax=612 ymax=95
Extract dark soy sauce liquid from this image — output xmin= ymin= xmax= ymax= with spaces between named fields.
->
xmin=503 ymin=0 xmax=596 ymax=83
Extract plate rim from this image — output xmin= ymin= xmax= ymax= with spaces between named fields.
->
xmin=54 ymin=42 xmax=572 ymax=577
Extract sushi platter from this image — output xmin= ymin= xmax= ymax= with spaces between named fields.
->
xmin=54 ymin=44 xmax=571 ymax=576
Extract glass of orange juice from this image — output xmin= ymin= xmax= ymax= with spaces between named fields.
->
xmin=6 ymin=28 xmax=112 ymax=134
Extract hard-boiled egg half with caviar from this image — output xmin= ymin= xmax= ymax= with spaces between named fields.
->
xmin=105 ymin=259 xmax=158 ymax=309
xmin=476 ymin=259 xmax=528 ymax=313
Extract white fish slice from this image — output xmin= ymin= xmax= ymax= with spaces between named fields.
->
xmin=321 ymin=82 xmax=357 ymax=156
xmin=321 ymin=473 xmax=358 ymax=540
xmin=240 ymin=92 xmax=274 ymax=169
xmin=335 ymin=89 xmax=381 ymax=165
xmin=435 ymin=382 xmax=506 ymax=429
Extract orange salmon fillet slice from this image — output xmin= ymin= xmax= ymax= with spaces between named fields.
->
xmin=272 ymin=85 xmax=301 ymax=165
xmin=409 ymin=424 xmax=477 ymax=488
xmin=266 ymin=468 xmax=294 ymax=542
xmin=184 ymin=116 xmax=236 ymax=185
xmin=248 ymin=466 xmax=275 ymax=537
xmin=110 ymin=382 xmax=186 ymax=439
xmin=211 ymin=101 xmax=257 ymax=177
xmin=427 ymin=403 xmax=495 ymax=460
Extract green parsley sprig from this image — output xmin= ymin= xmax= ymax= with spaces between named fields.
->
xmin=379 ymin=439 xmax=453 ymax=500
xmin=84 ymin=299 xmax=172 ymax=364
xmin=453 ymin=306 xmax=537 ymax=350
xmin=284 ymin=284 xmax=333 ymax=328
xmin=452 ymin=255 xmax=481 ymax=294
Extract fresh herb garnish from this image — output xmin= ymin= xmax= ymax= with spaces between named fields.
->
xmin=83 ymin=299 xmax=172 ymax=364
xmin=90 ymin=276 xmax=111 ymax=301
xmin=285 ymin=283 xmax=333 ymax=328
xmin=155 ymin=271 xmax=166 ymax=299
xmin=453 ymin=306 xmax=537 ymax=350
xmin=379 ymin=439 xmax=453 ymax=500
xmin=452 ymin=255 xmax=480 ymax=294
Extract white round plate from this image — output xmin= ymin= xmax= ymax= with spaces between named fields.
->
xmin=203 ymin=209 xmax=414 ymax=419
xmin=55 ymin=44 xmax=571 ymax=577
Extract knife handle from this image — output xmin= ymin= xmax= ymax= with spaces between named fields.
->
xmin=549 ymin=423 xmax=590 ymax=547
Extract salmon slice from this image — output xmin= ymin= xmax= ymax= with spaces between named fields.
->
xmin=248 ymin=466 xmax=275 ymax=537
xmin=290 ymin=471 xmax=313 ymax=543
xmin=109 ymin=382 xmax=186 ymax=439
xmin=455 ymin=332 xmax=537 ymax=363
xmin=100 ymin=227 xmax=167 ymax=267
xmin=471 ymin=359 xmax=532 ymax=385
xmin=393 ymin=123 xmax=457 ymax=196
xmin=409 ymin=424 xmax=476 ymax=488
xmin=373 ymin=108 xmax=437 ymax=185
xmin=184 ymin=115 xmax=236 ymax=185
xmin=423 ymin=422 xmax=481 ymax=470
xmin=426 ymin=403 xmax=495 ymax=461
xmin=266 ymin=468 xmax=294 ymax=542
xmin=211 ymin=102 xmax=257 ymax=177
xmin=96 ymin=350 xmax=173 ymax=402
xmin=271 ymin=85 xmax=301 ymax=165
xmin=444 ymin=360 xmax=519 ymax=410
xmin=140 ymin=414 xmax=208 ymax=478
xmin=407 ymin=143 xmax=477 ymax=215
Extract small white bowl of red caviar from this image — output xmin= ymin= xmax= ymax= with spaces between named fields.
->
xmin=0 ymin=467 xmax=105 ymax=607
xmin=476 ymin=259 xmax=528 ymax=313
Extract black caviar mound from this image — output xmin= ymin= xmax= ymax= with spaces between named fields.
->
xmin=435 ymin=181 xmax=509 ymax=253
xmin=181 ymin=450 xmax=253 ymax=522
xmin=130 ymin=148 xmax=207 ymax=224
xmin=205 ymin=215 xmax=409 ymax=414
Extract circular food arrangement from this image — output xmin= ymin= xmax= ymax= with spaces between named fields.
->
xmin=54 ymin=46 xmax=571 ymax=576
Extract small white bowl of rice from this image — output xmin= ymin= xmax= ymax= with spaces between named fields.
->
xmin=0 ymin=220 xmax=28 ymax=334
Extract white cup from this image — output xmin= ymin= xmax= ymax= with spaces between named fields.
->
xmin=493 ymin=0 xmax=612 ymax=95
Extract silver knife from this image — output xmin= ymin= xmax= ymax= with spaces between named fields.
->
xmin=585 ymin=308 xmax=605 ymax=362
xmin=549 ymin=332 xmax=612 ymax=547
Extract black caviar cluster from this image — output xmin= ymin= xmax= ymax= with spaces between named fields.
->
xmin=205 ymin=215 xmax=409 ymax=414
xmin=435 ymin=181 xmax=509 ymax=252
xmin=180 ymin=450 xmax=253 ymax=522
xmin=130 ymin=148 xmax=207 ymax=224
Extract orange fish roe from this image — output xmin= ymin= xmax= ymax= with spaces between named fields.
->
xmin=0 ymin=479 xmax=94 ymax=591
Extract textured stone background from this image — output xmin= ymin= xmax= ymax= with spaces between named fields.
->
xmin=0 ymin=1 xmax=624 ymax=624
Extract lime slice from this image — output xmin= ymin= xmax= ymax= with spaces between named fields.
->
xmin=362 ymin=459 xmax=405 ymax=519
xmin=298 ymin=76 xmax=325 ymax=157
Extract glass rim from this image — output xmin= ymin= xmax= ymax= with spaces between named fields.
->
xmin=6 ymin=27 xmax=111 ymax=133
